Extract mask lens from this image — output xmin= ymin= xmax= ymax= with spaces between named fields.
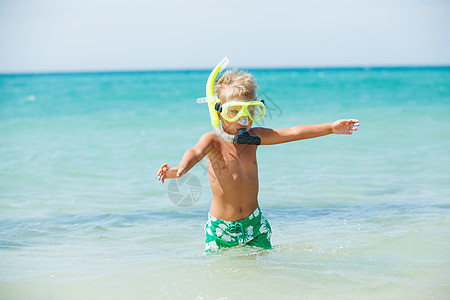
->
xmin=226 ymin=105 xmax=243 ymax=120
xmin=248 ymin=105 xmax=263 ymax=120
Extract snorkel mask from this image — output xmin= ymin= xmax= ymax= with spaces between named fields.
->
xmin=215 ymin=100 xmax=265 ymax=123
xmin=197 ymin=57 xmax=265 ymax=145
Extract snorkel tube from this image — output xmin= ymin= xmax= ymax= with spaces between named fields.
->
xmin=203 ymin=57 xmax=262 ymax=145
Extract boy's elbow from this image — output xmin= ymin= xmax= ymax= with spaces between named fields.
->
xmin=190 ymin=147 xmax=205 ymax=163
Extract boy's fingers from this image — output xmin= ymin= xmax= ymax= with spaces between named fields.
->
xmin=159 ymin=163 xmax=170 ymax=171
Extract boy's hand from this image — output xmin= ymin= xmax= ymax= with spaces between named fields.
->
xmin=157 ymin=163 xmax=184 ymax=184
xmin=332 ymin=119 xmax=360 ymax=135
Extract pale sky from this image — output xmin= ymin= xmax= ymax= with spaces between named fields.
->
xmin=0 ymin=0 xmax=449 ymax=73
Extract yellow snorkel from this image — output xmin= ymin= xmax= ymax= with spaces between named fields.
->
xmin=206 ymin=57 xmax=227 ymax=136
xmin=197 ymin=57 xmax=262 ymax=145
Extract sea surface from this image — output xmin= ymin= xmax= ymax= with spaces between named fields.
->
xmin=0 ymin=67 xmax=449 ymax=299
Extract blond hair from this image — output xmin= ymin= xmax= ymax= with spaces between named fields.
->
xmin=214 ymin=70 xmax=258 ymax=103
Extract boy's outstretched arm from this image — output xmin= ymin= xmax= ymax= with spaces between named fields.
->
xmin=157 ymin=133 xmax=214 ymax=183
xmin=252 ymin=119 xmax=359 ymax=145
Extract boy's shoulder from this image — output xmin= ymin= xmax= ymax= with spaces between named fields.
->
xmin=194 ymin=132 xmax=218 ymax=155
xmin=200 ymin=131 xmax=217 ymax=142
xmin=197 ymin=131 xmax=219 ymax=147
xmin=249 ymin=126 xmax=271 ymax=137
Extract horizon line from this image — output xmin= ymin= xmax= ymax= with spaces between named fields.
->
xmin=1 ymin=64 xmax=449 ymax=76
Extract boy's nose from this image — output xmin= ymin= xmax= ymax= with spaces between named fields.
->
xmin=237 ymin=116 xmax=249 ymax=126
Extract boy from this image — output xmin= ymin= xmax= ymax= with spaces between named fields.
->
xmin=157 ymin=70 xmax=359 ymax=253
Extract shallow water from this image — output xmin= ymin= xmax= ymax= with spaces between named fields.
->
xmin=0 ymin=67 xmax=449 ymax=299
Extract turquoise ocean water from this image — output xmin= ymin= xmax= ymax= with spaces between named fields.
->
xmin=0 ymin=67 xmax=449 ymax=299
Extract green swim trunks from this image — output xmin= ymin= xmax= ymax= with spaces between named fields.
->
xmin=204 ymin=206 xmax=272 ymax=253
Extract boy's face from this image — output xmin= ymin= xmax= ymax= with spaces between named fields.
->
xmin=219 ymin=98 xmax=253 ymax=135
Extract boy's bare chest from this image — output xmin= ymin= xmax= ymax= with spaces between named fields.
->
xmin=208 ymin=144 xmax=257 ymax=173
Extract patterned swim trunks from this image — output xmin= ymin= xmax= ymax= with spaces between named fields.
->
xmin=204 ymin=206 xmax=272 ymax=253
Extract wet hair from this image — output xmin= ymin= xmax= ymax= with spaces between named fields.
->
xmin=214 ymin=69 xmax=258 ymax=103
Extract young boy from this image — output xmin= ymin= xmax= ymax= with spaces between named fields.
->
xmin=157 ymin=70 xmax=359 ymax=253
